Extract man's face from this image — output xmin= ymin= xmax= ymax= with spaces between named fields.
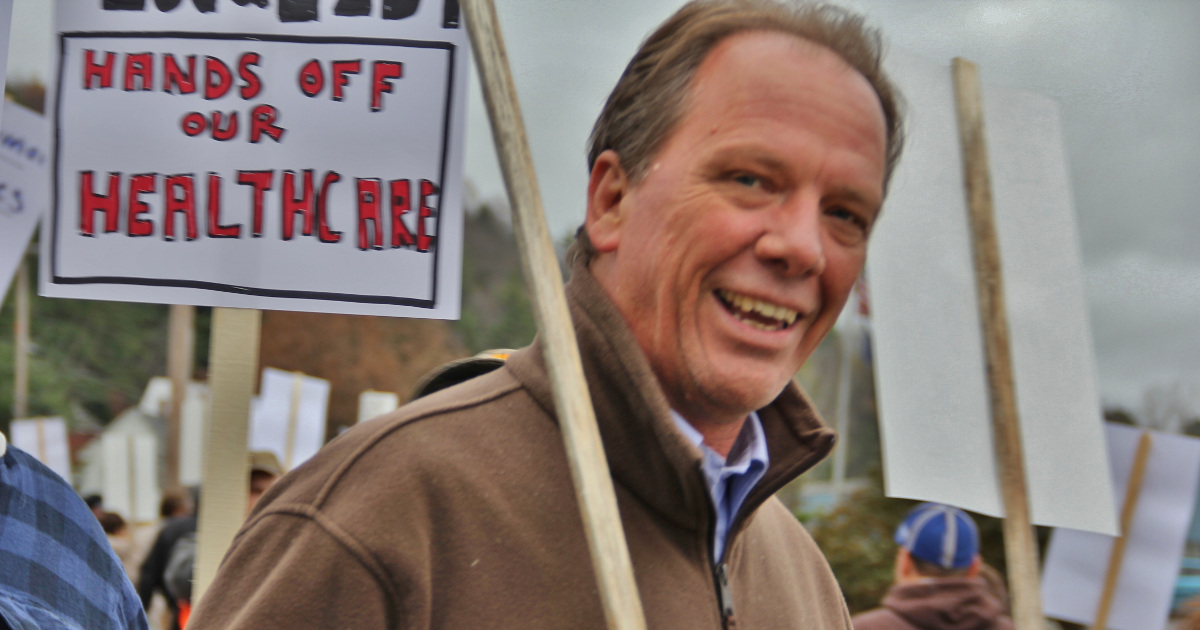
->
xmin=586 ymin=31 xmax=887 ymax=428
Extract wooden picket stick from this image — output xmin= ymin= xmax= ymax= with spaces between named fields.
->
xmin=35 ymin=417 xmax=46 ymax=463
xmin=461 ymin=2 xmax=647 ymax=628
xmin=1091 ymin=431 xmax=1153 ymax=630
xmin=127 ymin=434 xmax=139 ymax=522
xmin=952 ymin=57 xmax=1044 ymax=629
xmin=285 ymin=372 xmax=304 ymax=471
xmin=166 ymin=304 xmax=195 ymax=491
xmin=193 ymin=307 xmax=261 ymax=604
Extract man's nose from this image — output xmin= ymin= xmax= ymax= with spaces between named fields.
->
xmin=753 ymin=191 xmax=826 ymax=277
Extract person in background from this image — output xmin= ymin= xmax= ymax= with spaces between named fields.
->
xmin=134 ymin=489 xmax=196 ymax=630
xmin=853 ymin=503 xmax=1013 ymax=630
xmin=85 ymin=493 xmax=106 ymax=518
xmin=138 ymin=452 xmax=281 ymax=630
xmin=243 ymin=450 xmax=283 ymax=515
xmin=99 ymin=510 xmax=141 ymax=582
xmin=161 ymin=451 xmax=283 ymax=629
xmin=0 ymin=441 xmax=148 ymax=629
xmin=137 ymin=497 xmax=198 ymax=629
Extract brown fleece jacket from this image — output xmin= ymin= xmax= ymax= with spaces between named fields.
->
xmin=189 ymin=260 xmax=850 ymax=629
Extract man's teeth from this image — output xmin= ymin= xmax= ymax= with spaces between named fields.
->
xmin=716 ymin=289 xmax=799 ymax=330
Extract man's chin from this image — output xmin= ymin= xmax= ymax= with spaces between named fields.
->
xmin=693 ymin=371 xmax=791 ymax=419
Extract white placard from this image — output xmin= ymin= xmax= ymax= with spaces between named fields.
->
xmin=0 ymin=101 xmax=49 ymax=306
xmin=249 ymin=367 xmax=329 ymax=471
xmin=1042 ymin=424 xmax=1200 ymax=630
xmin=42 ymin=0 xmax=466 ymax=319
xmin=179 ymin=381 xmax=211 ymax=486
xmin=357 ymin=389 xmax=398 ymax=424
xmin=866 ymin=49 xmax=1116 ymax=534
xmin=10 ymin=416 xmax=70 ymax=481
xmin=0 ymin=0 xmax=11 ymax=119
xmin=101 ymin=432 xmax=160 ymax=523
xmin=138 ymin=375 xmax=173 ymax=417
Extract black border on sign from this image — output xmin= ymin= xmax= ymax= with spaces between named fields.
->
xmin=52 ymin=31 xmax=458 ymax=310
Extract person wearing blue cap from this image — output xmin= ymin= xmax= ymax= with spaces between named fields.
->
xmin=852 ymin=503 xmax=1013 ymax=630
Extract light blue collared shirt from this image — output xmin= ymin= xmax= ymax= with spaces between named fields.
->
xmin=670 ymin=410 xmax=770 ymax=563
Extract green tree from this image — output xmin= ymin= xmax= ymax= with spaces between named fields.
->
xmin=1 ymin=260 xmax=169 ymax=431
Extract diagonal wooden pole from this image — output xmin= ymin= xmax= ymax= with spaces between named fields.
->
xmin=1091 ymin=431 xmax=1153 ymax=630
xmin=952 ymin=57 xmax=1044 ymax=629
xmin=13 ymin=257 xmax=30 ymax=420
xmin=461 ymin=2 xmax=647 ymax=628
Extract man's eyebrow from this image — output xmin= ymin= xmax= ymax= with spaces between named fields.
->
xmin=706 ymin=147 xmax=790 ymax=174
xmin=824 ymin=184 xmax=883 ymax=213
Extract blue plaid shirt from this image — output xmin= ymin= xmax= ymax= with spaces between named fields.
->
xmin=0 ymin=445 xmax=148 ymax=630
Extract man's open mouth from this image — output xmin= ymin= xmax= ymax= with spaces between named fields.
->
xmin=715 ymin=289 xmax=799 ymax=332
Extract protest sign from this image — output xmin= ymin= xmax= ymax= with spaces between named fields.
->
xmin=10 ymin=417 xmax=71 ymax=482
xmin=0 ymin=0 xmax=10 ymax=116
xmin=101 ymin=431 xmax=160 ymax=523
xmin=43 ymin=0 xmax=467 ymax=319
xmin=1042 ymin=424 xmax=1200 ymax=630
xmin=0 ymin=101 xmax=49 ymax=306
xmin=866 ymin=49 xmax=1116 ymax=535
xmin=179 ymin=381 xmax=211 ymax=486
xmin=357 ymin=389 xmax=398 ymax=424
xmin=139 ymin=375 xmax=174 ymax=417
xmin=249 ymin=367 xmax=329 ymax=471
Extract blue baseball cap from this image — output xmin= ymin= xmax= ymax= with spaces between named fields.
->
xmin=894 ymin=503 xmax=979 ymax=570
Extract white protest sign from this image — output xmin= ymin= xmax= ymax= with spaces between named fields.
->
xmin=10 ymin=417 xmax=71 ymax=481
xmin=179 ymin=381 xmax=211 ymax=486
xmin=0 ymin=101 xmax=49 ymax=306
xmin=42 ymin=0 xmax=467 ymax=318
xmin=139 ymin=375 xmax=173 ymax=417
xmin=1042 ymin=424 xmax=1200 ymax=630
xmin=249 ymin=367 xmax=329 ymax=471
xmin=101 ymin=432 xmax=160 ymax=523
xmin=866 ymin=49 xmax=1116 ymax=534
xmin=357 ymin=389 xmax=398 ymax=424
xmin=136 ymin=376 xmax=210 ymax=484
xmin=0 ymin=0 xmax=11 ymax=116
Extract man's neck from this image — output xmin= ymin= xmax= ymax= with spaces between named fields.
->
xmin=686 ymin=416 xmax=748 ymax=459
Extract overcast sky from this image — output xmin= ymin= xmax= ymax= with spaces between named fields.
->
xmin=8 ymin=0 xmax=1199 ymax=417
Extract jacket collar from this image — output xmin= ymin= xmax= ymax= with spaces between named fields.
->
xmin=505 ymin=256 xmax=836 ymax=533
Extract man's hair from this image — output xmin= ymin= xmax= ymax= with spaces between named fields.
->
xmin=97 ymin=510 xmax=126 ymax=535
xmin=159 ymin=488 xmax=191 ymax=518
xmin=575 ymin=0 xmax=904 ymax=261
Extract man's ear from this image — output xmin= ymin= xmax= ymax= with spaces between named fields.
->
xmin=965 ymin=555 xmax=982 ymax=578
xmin=894 ymin=549 xmax=916 ymax=583
xmin=585 ymin=149 xmax=629 ymax=254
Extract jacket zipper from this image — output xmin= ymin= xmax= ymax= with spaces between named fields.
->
xmin=714 ymin=561 xmax=736 ymax=629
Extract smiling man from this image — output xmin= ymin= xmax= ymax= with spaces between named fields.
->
xmin=190 ymin=2 xmax=903 ymax=628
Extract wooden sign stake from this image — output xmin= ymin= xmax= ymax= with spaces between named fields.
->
xmin=13 ymin=257 xmax=30 ymax=419
xmin=285 ymin=372 xmax=304 ymax=471
xmin=461 ymin=2 xmax=647 ymax=628
xmin=166 ymin=304 xmax=195 ymax=491
xmin=952 ymin=57 xmax=1044 ymax=629
xmin=1090 ymin=431 xmax=1153 ymax=630
xmin=193 ymin=307 xmax=261 ymax=604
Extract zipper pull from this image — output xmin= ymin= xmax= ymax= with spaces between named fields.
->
xmin=716 ymin=562 xmax=735 ymax=627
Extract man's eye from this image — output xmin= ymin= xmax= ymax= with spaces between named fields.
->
xmin=732 ymin=173 xmax=761 ymax=188
xmin=827 ymin=206 xmax=869 ymax=232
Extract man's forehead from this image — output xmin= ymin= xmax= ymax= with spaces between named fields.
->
xmin=694 ymin=30 xmax=868 ymax=97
